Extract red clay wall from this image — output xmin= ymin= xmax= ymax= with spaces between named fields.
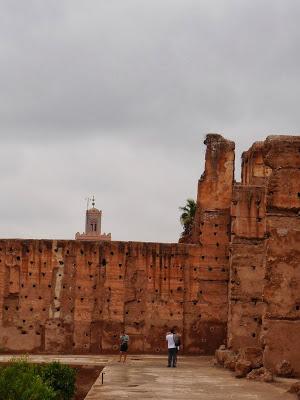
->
xmin=228 ymin=135 xmax=300 ymax=377
xmin=262 ymin=136 xmax=300 ymax=375
xmin=0 ymin=239 xmax=227 ymax=355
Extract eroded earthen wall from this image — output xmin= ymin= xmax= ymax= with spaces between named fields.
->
xmin=261 ymin=136 xmax=300 ymax=375
xmin=228 ymin=185 xmax=266 ymax=351
xmin=0 ymin=239 xmax=227 ymax=354
xmin=181 ymin=134 xmax=235 ymax=352
xmin=228 ymin=135 xmax=300 ymax=377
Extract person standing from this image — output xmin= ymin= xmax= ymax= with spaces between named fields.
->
xmin=166 ymin=329 xmax=177 ymax=367
xmin=119 ymin=330 xmax=129 ymax=363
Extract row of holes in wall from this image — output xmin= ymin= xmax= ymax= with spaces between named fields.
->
xmin=1 ymin=248 xmax=189 ymax=257
xmin=4 ymin=291 xmax=240 ymax=311
xmin=0 ymin=256 xmax=230 ymax=268
xmin=20 ymin=264 xmax=227 ymax=277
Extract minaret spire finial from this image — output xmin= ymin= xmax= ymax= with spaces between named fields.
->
xmin=92 ymin=195 xmax=95 ymax=208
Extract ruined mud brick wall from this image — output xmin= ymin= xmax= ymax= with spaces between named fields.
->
xmin=241 ymin=141 xmax=272 ymax=185
xmin=0 ymin=239 xmax=227 ymax=355
xmin=182 ymin=134 xmax=235 ymax=349
xmin=228 ymin=135 xmax=300 ymax=376
xmin=261 ymin=136 xmax=300 ymax=375
xmin=228 ymin=184 xmax=266 ymax=351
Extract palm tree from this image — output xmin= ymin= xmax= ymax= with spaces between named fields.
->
xmin=179 ymin=198 xmax=197 ymax=236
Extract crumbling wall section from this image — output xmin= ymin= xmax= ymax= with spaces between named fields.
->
xmin=261 ymin=136 xmax=300 ymax=375
xmin=241 ymin=141 xmax=272 ymax=185
xmin=180 ymin=134 xmax=235 ymax=352
xmin=228 ymin=185 xmax=266 ymax=351
xmin=227 ymin=135 xmax=300 ymax=378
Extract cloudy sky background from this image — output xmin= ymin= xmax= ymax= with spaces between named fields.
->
xmin=0 ymin=0 xmax=299 ymax=242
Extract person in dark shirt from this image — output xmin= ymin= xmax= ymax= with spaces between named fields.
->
xmin=119 ymin=330 xmax=129 ymax=363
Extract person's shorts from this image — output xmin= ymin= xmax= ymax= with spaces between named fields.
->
xmin=120 ymin=343 xmax=128 ymax=352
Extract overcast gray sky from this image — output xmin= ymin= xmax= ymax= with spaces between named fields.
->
xmin=0 ymin=0 xmax=299 ymax=242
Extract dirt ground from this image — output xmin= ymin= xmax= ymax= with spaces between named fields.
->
xmin=72 ymin=365 xmax=103 ymax=400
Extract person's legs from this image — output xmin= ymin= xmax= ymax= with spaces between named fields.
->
xmin=167 ymin=349 xmax=172 ymax=367
xmin=119 ymin=351 xmax=123 ymax=362
xmin=171 ymin=348 xmax=177 ymax=367
xmin=123 ymin=353 xmax=127 ymax=362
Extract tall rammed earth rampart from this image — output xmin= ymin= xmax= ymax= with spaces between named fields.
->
xmin=0 ymin=134 xmax=299 ymax=376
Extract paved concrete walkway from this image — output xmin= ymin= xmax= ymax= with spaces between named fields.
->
xmin=85 ymin=356 xmax=295 ymax=400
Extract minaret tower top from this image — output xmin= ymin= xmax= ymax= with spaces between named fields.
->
xmin=75 ymin=196 xmax=111 ymax=241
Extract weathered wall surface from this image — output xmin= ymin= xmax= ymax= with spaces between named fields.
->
xmin=0 ymin=239 xmax=227 ymax=354
xmin=180 ymin=134 xmax=234 ymax=353
xmin=261 ymin=136 xmax=300 ymax=375
xmin=227 ymin=135 xmax=300 ymax=377
xmin=228 ymin=182 xmax=267 ymax=353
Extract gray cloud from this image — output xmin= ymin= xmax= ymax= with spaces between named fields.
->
xmin=0 ymin=0 xmax=299 ymax=241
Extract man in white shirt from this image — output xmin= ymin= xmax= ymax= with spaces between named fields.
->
xmin=166 ymin=329 xmax=177 ymax=367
